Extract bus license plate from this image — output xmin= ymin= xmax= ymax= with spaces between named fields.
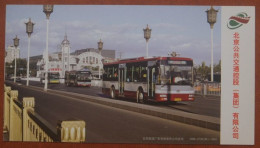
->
xmin=174 ymin=98 xmax=182 ymax=101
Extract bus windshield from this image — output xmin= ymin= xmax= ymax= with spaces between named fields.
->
xmin=49 ymin=73 xmax=59 ymax=79
xmin=77 ymin=72 xmax=91 ymax=81
xmin=159 ymin=64 xmax=192 ymax=85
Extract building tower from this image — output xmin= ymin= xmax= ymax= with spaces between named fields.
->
xmin=61 ymin=33 xmax=71 ymax=78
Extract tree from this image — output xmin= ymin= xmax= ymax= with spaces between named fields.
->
xmin=196 ymin=61 xmax=210 ymax=81
xmin=214 ymin=60 xmax=221 ymax=73
xmin=6 ymin=58 xmax=27 ymax=77
xmin=30 ymin=61 xmax=38 ymax=77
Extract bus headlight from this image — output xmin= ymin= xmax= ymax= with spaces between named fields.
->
xmin=189 ymin=94 xmax=194 ymax=97
xmin=160 ymin=94 xmax=167 ymax=97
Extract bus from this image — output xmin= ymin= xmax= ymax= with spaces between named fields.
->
xmin=65 ymin=69 xmax=92 ymax=87
xmin=102 ymin=56 xmax=195 ymax=103
xmin=40 ymin=72 xmax=60 ymax=84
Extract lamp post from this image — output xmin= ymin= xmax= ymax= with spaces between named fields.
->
xmin=13 ymin=35 xmax=19 ymax=83
xmin=206 ymin=6 xmax=218 ymax=82
xmin=143 ymin=24 xmax=152 ymax=58
xmin=98 ymin=39 xmax=103 ymax=79
xmin=25 ymin=18 xmax=34 ymax=86
xmin=43 ymin=5 xmax=53 ymax=91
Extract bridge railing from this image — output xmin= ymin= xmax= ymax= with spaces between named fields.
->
xmin=194 ymin=82 xmax=221 ymax=96
xmin=3 ymin=85 xmax=86 ymax=142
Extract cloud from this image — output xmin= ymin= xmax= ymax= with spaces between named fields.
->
xmin=5 ymin=17 xmax=220 ymax=65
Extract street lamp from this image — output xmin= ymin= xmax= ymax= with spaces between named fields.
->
xmin=43 ymin=5 xmax=53 ymax=91
xmin=25 ymin=18 xmax=35 ymax=86
xmin=206 ymin=6 xmax=218 ymax=82
xmin=143 ymin=24 xmax=152 ymax=58
xmin=98 ymin=39 xmax=103 ymax=79
xmin=13 ymin=35 xmax=19 ymax=83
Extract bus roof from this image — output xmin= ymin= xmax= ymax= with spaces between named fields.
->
xmin=104 ymin=56 xmax=193 ymax=65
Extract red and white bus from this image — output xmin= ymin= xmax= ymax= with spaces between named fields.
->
xmin=102 ymin=56 xmax=195 ymax=103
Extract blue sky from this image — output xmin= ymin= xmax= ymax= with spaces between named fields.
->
xmin=5 ymin=5 xmax=221 ymax=66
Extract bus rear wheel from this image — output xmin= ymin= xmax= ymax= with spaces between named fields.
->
xmin=137 ymin=89 xmax=145 ymax=103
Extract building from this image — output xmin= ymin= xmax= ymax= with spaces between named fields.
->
xmin=72 ymin=48 xmax=115 ymax=59
xmin=36 ymin=34 xmax=117 ymax=79
xmin=5 ymin=45 xmax=20 ymax=63
xmin=61 ymin=33 xmax=71 ymax=78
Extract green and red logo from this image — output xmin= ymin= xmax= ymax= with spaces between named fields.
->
xmin=227 ymin=12 xmax=250 ymax=29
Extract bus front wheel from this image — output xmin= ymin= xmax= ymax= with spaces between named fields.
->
xmin=110 ymin=87 xmax=116 ymax=99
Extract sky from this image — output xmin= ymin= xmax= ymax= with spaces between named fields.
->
xmin=5 ymin=5 xmax=221 ymax=66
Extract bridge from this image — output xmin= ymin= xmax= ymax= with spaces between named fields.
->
xmin=3 ymin=79 xmax=220 ymax=144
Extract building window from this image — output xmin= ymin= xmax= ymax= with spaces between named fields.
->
xmin=83 ymin=58 xmax=85 ymax=63
xmin=86 ymin=57 xmax=88 ymax=63
xmin=96 ymin=58 xmax=98 ymax=64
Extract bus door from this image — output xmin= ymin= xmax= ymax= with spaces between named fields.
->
xmin=147 ymin=67 xmax=156 ymax=98
xmin=118 ymin=64 xmax=126 ymax=96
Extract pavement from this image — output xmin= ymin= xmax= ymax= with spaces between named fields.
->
xmin=39 ymin=85 xmax=220 ymax=131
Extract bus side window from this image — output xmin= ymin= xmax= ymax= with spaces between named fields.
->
xmin=109 ymin=70 xmax=112 ymax=78
xmin=133 ymin=71 xmax=138 ymax=82
xmin=133 ymin=66 xmax=139 ymax=82
xmin=126 ymin=65 xmax=132 ymax=82
xmin=103 ymin=67 xmax=108 ymax=80
xmin=113 ymin=67 xmax=118 ymax=81
xmin=141 ymin=69 xmax=147 ymax=82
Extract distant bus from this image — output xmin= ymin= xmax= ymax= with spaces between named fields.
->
xmin=40 ymin=72 xmax=60 ymax=84
xmin=65 ymin=69 xmax=92 ymax=87
xmin=102 ymin=56 xmax=195 ymax=103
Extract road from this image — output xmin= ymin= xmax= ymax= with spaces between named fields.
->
xmin=5 ymin=81 xmax=220 ymax=144
xmin=17 ymin=80 xmax=220 ymax=118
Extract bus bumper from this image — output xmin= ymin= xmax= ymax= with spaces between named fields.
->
xmin=49 ymin=80 xmax=60 ymax=84
xmin=153 ymin=93 xmax=194 ymax=102
xmin=77 ymin=82 xmax=91 ymax=87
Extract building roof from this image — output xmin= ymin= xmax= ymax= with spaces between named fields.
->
xmin=61 ymin=33 xmax=70 ymax=45
xmin=72 ymin=48 xmax=115 ymax=59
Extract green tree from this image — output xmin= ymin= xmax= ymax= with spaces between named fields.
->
xmin=214 ymin=60 xmax=221 ymax=73
xmin=29 ymin=61 xmax=38 ymax=77
xmin=6 ymin=58 xmax=27 ymax=77
xmin=5 ymin=62 xmax=14 ymax=78
xmin=196 ymin=61 xmax=210 ymax=81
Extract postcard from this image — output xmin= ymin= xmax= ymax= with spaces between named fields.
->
xmin=2 ymin=5 xmax=255 ymax=145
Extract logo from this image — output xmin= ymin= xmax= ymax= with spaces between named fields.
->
xmin=227 ymin=12 xmax=250 ymax=29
